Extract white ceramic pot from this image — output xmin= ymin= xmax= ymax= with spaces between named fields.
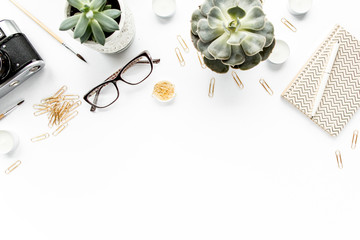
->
xmin=65 ymin=0 xmax=135 ymax=54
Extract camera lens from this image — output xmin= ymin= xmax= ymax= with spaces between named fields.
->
xmin=0 ymin=50 xmax=11 ymax=80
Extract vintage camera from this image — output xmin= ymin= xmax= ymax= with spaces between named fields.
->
xmin=0 ymin=19 xmax=45 ymax=99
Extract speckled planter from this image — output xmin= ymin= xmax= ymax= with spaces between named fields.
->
xmin=65 ymin=0 xmax=135 ymax=54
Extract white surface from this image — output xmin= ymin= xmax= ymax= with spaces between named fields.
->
xmin=1 ymin=0 xmax=360 ymax=239
xmin=268 ymin=39 xmax=290 ymax=64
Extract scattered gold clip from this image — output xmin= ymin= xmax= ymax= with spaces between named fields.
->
xmin=175 ymin=47 xmax=185 ymax=67
xmin=197 ymin=52 xmax=207 ymax=69
xmin=34 ymin=109 xmax=48 ymax=116
xmin=232 ymin=71 xmax=244 ymax=89
xmin=53 ymin=85 xmax=68 ymax=99
xmin=259 ymin=79 xmax=273 ymax=96
xmin=352 ymin=130 xmax=359 ymax=149
xmin=177 ymin=35 xmax=189 ymax=52
xmin=62 ymin=111 xmax=78 ymax=125
xmin=69 ymin=101 xmax=82 ymax=112
xmin=281 ymin=18 xmax=297 ymax=32
xmin=335 ymin=150 xmax=343 ymax=169
xmin=31 ymin=133 xmax=50 ymax=142
xmin=208 ymin=78 xmax=215 ymax=98
xmin=5 ymin=160 xmax=21 ymax=174
xmin=33 ymin=104 xmax=48 ymax=110
xmin=53 ymin=123 xmax=68 ymax=136
xmin=62 ymin=95 xmax=80 ymax=101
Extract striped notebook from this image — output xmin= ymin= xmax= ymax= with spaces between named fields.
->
xmin=282 ymin=25 xmax=360 ymax=136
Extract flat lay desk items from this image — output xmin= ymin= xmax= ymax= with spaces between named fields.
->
xmin=0 ymin=0 xmax=359 ymax=175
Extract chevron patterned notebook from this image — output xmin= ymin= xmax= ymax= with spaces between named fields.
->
xmin=282 ymin=25 xmax=360 ymax=136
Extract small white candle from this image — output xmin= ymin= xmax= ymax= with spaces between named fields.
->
xmin=0 ymin=130 xmax=18 ymax=154
xmin=268 ymin=40 xmax=290 ymax=64
xmin=152 ymin=0 xmax=176 ymax=18
xmin=288 ymin=0 xmax=313 ymax=15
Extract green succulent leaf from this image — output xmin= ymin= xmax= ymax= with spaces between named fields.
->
xmin=73 ymin=13 xmax=90 ymax=38
xmin=103 ymin=9 xmax=122 ymax=19
xmin=80 ymin=25 xmax=92 ymax=43
xmin=213 ymin=0 xmax=238 ymax=18
xmin=191 ymin=32 xmax=200 ymax=51
xmin=90 ymin=0 xmax=106 ymax=11
xmin=234 ymin=53 xmax=261 ymax=70
xmin=208 ymin=33 xmax=231 ymax=60
xmin=208 ymin=7 xmax=226 ymax=29
xmin=222 ymin=45 xmax=246 ymax=66
xmin=240 ymin=7 xmax=265 ymax=30
xmin=198 ymin=40 xmax=215 ymax=60
xmin=259 ymin=39 xmax=275 ymax=61
xmin=104 ymin=4 xmax=112 ymax=10
xmin=227 ymin=6 xmax=246 ymax=19
xmin=68 ymin=0 xmax=84 ymax=11
xmin=191 ymin=9 xmax=205 ymax=35
xmin=59 ymin=14 xmax=81 ymax=30
xmin=200 ymin=0 xmax=214 ymax=16
xmin=238 ymin=0 xmax=263 ymax=11
xmin=94 ymin=12 xmax=119 ymax=32
xmin=197 ymin=19 xmax=224 ymax=43
xmin=204 ymin=58 xmax=229 ymax=73
xmin=241 ymin=32 xmax=266 ymax=56
xmin=250 ymin=21 xmax=275 ymax=47
xmin=90 ymin=19 xmax=106 ymax=45
xmin=227 ymin=31 xmax=247 ymax=45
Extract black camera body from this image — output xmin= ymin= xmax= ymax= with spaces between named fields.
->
xmin=0 ymin=19 xmax=45 ymax=99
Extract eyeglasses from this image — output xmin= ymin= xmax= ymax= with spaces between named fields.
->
xmin=83 ymin=51 xmax=160 ymax=111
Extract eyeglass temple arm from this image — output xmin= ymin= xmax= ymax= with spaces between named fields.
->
xmin=138 ymin=59 xmax=160 ymax=64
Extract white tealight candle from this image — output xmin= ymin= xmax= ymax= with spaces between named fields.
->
xmin=0 ymin=130 xmax=18 ymax=154
xmin=288 ymin=0 xmax=313 ymax=15
xmin=152 ymin=0 xmax=176 ymax=18
xmin=268 ymin=40 xmax=290 ymax=65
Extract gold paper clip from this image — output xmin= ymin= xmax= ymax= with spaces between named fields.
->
xmin=33 ymin=104 xmax=48 ymax=110
xmin=177 ymin=35 xmax=189 ymax=52
xmin=232 ymin=71 xmax=244 ymax=89
xmin=62 ymin=95 xmax=80 ymax=101
xmin=351 ymin=130 xmax=359 ymax=149
xmin=31 ymin=133 xmax=50 ymax=142
xmin=53 ymin=85 xmax=68 ymax=98
xmin=197 ymin=52 xmax=206 ymax=69
xmin=175 ymin=47 xmax=185 ymax=67
xmin=281 ymin=18 xmax=297 ymax=32
xmin=5 ymin=160 xmax=21 ymax=174
xmin=34 ymin=109 xmax=48 ymax=116
xmin=259 ymin=79 xmax=273 ymax=95
xmin=53 ymin=123 xmax=68 ymax=136
xmin=69 ymin=101 xmax=82 ymax=112
xmin=62 ymin=111 xmax=78 ymax=124
xmin=335 ymin=150 xmax=343 ymax=169
xmin=208 ymin=78 xmax=215 ymax=98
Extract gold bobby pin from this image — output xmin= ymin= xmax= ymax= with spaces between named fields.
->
xmin=335 ymin=150 xmax=343 ymax=169
xmin=31 ymin=133 xmax=50 ymax=142
xmin=208 ymin=77 xmax=215 ymax=98
xmin=259 ymin=79 xmax=273 ymax=95
xmin=5 ymin=160 xmax=21 ymax=174
xmin=232 ymin=71 xmax=244 ymax=89
xmin=175 ymin=47 xmax=185 ymax=67
xmin=351 ymin=130 xmax=359 ymax=149
xmin=197 ymin=52 xmax=207 ymax=69
xmin=53 ymin=123 xmax=68 ymax=136
xmin=177 ymin=35 xmax=189 ymax=52
xmin=281 ymin=18 xmax=297 ymax=32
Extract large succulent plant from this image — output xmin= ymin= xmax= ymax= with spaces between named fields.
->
xmin=60 ymin=0 xmax=122 ymax=45
xmin=191 ymin=0 xmax=275 ymax=73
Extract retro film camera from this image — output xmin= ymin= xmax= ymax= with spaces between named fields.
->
xmin=0 ymin=19 xmax=45 ymax=99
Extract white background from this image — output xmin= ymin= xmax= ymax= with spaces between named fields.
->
xmin=1 ymin=0 xmax=360 ymax=239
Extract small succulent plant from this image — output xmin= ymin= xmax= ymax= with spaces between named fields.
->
xmin=60 ymin=0 xmax=122 ymax=45
xmin=191 ymin=0 xmax=275 ymax=73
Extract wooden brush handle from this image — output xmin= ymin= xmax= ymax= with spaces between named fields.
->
xmin=9 ymin=0 xmax=64 ymax=44
xmin=0 ymin=114 xmax=5 ymax=120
